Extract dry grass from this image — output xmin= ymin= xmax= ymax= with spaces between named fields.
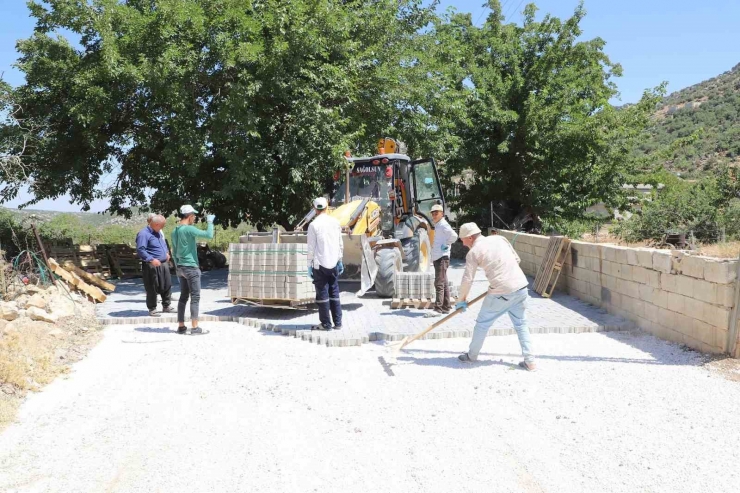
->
xmin=0 ymin=315 xmax=102 ymax=431
xmin=696 ymin=241 xmax=740 ymax=259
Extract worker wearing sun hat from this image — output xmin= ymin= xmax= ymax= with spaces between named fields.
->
xmin=455 ymin=222 xmax=536 ymax=371
xmin=430 ymin=203 xmax=457 ymax=314
xmin=307 ymin=197 xmax=344 ymax=330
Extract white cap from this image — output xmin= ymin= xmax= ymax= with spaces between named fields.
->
xmin=180 ymin=204 xmax=198 ymax=215
xmin=430 ymin=204 xmax=444 ymax=213
xmin=313 ymin=197 xmax=328 ymax=210
xmin=459 ymin=222 xmax=482 ymax=239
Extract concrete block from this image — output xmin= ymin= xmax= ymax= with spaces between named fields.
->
xmin=680 ymin=255 xmax=705 ymax=279
xmin=614 ymin=263 xmax=633 ymax=281
xmin=704 ymin=260 xmax=737 ymax=284
xmin=534 ymin=246 xmax=546 ymax=257
xmin=602 ymin=274 xmax=618 ymax=292
xmin=676 ymin=275 xmax=694 ymax=298
xmin=716 ymin=284 xmax=735 ymax=308
xmin=644 ymin=303 xmax=660 ymax=324
xmin=632 ymin=266 xmax=650 ymax=285
xmin=704 ymin=304 xmax=731 ymax=330
xmin=692 ymin=279 xmax=718 ymax=305
xmin=588 ymin=282 xmax=602 ymax=301
xmin=682 ymin=296 xmax=709 ymax=319
xmin=714 ymin=328 xmax=729 ymax=352
xmin=673 ymin=312 xmax=694 ymax=336
xmin=622 ymin=295 xmax=645 ymax=318
xmin=661 ymin=273 xmax=678 ymax=293
xmin=613 ymin=247 xmax=629 ymax=264
xmin=601 ymin=246 xmax=617 ymax=262
xmin=617 ymin=279 xmax=640 ymax=299
xmin=638 ymin=284 xmax=655 ymax=303
xmin=636 ymin=249 xmax=653 ymax=269
xmin=652 ymin=251 xmax=672 ymax=274
xmin=666 ymin=292 xmax=686 ymax=314
xmin=626 ymin=249 xmax=639 ymax=266
xmin=647 ymin=270 xmax=661 ymax=288
xmin=657 ymin=307 xmax=677 ymax=327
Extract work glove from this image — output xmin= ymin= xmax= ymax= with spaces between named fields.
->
xmin=307 ymin=265 xmax=314 ymax=280
xmin=441 ymin=245 xmax=450 ymax=253
xmin=337 ymin=260 xmax=344 ymax=275
xmin=455 ymin=300 xmax=468 ymax=312
xmin=206 ymin=214 xmax=216 ymax=223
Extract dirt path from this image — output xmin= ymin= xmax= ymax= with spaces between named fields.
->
xmin=0 ymin=322 xmax=738 ymax=493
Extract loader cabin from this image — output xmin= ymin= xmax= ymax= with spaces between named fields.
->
xmin=331 ymin=142 xmax=445 ymax=237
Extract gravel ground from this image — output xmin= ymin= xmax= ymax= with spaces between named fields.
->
xmin=0 ymin=321 xmax=739 ymax=493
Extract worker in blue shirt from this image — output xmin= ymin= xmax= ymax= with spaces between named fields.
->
xmin=135 ymin=214 xmax=173 ymax=316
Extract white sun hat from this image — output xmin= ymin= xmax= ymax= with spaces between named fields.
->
xmin=459 ymin=222 xmax=482 ymax=239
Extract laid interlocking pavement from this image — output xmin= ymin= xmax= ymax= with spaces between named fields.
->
xmin=96 ymin=261 xmax=632 ymax=347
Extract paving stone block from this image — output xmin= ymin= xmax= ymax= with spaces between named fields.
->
xmin=679 ymin=255 xmax=706 ymax=279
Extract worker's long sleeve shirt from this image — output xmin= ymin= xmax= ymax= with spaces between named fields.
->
xmin=307 ymin=213 xmax=343 ymax=269
xmin=431 ymin=218 xmax=458 ymax=261
xmin=135 ymin=226 xmax=169 ymax=263
xmin=459 ymin=235 xmax=528 ymax=301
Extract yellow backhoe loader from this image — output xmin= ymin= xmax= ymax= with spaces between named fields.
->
xmin=242 ymin=138 xmax=446 ymax=298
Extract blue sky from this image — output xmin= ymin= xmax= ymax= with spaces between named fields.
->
xmin=1 ymin=0 xmax=738 ymax=212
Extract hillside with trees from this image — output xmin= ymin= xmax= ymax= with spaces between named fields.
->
xmin=637 ymin=63 xmax=740 ymax=177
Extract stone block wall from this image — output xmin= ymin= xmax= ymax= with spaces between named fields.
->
xmin=497 ymin=230 xmax=740 ymax=355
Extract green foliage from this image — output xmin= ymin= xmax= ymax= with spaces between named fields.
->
xmin=637 ymin=63 xmax=740 ymax=174
xmin=6 ymin=0 xmax=441 ymax=229
xmin=613 ymin=168 xmax=739 ymax=243
xmin=540 ymin=215 xmax=603 ymax=239
xmin=444 ymin=1 xmax=661 ymax=227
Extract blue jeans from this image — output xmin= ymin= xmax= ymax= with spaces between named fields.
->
xmin=313 ymin=265 xmax=342 ymax=328
xmin=468 ymin=288 xmax=534 ymax=363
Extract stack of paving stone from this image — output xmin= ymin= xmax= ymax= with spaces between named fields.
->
xmin=394 ymin=271 xmax=436 ymax=299
xmin=228 ymin=243 xmax=313 ymax=301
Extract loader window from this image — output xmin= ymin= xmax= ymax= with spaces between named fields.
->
xmin=332 ymin=165 xmax=389 ymax=202
xmin=412 ymin=159 xmax=444 ymax=218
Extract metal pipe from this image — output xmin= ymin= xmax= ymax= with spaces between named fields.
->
xmin=31 ymin=220 xmax=56 ymax=286
xmin=345 ymin=168 xmax=350 ymax=205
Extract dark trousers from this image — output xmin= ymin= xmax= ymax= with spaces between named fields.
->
xmin=313 ymin=265 xmax=342 ymax=328
xmin=177 ymin=266 xmax=202 ymax=323
xmin=434 ymin=257 xmax=451 ymax=311
xmin=142 ymin=262 xmax=172 ymax=310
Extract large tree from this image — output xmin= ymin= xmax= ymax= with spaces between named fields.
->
xmin=444 ymin=1 xmax=661 ymax=229
xmin=5 ymin=0 xmax=438 ymax=229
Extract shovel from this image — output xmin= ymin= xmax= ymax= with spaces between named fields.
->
xmin=389 ymin=292 xmax=488 ymax=360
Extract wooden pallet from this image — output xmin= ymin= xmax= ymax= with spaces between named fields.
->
xmin=533 ymin=236 xmax=572 ymax=298
xmin=47 ymin=244 xmax=111 ymax=279
xmin=107 ymin=244 xmax=142 ymax=278
xmin=231 ymin=297 xmax=314 ymax=309
xmin=389 ymin=297 xmax=459 ymax=309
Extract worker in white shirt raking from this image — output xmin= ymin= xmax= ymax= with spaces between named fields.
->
xmin=454 ymin=222 xmax=536 ymax=371
xmin=430 ymin=203 xmax=458 ymax=314
xmin=307 ymin=197 xmax=344 ymax=331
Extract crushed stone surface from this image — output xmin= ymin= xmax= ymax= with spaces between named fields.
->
xmin=0 ymin=322 xmax=739 ymax=493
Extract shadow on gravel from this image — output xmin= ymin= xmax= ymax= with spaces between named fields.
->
xmin=108 ymin=310 xmax=153 ymax=317
xmin=380 ymin=309 xmax=431 ymax=319
xmin=134 ymin=326 xmax=176 ymax=334
xmin=397 ymin=355 xmax=519 ymax=370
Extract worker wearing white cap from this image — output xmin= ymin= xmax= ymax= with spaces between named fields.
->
xmin=307 ymin=197 xmax=344 ymax=330
xmin=430 ymin=203 xmax=458 ymax=314
xmin=171 ymin=204 xmax=215 ymax=335
xmin=455 ymin=222 xmax=536 ymax=371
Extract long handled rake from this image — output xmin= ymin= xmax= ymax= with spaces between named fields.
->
xmin=389 ymin=292 xmax=487 ymax=361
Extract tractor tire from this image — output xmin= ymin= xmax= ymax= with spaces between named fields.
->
xmin=374 ymin=247 xmax=402 ymax=298
xmin=402 ymin=228 xmax=431 ymax=273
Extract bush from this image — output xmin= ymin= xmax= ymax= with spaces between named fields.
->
xmin=540 ymin=216 xmax=604 ymax=239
